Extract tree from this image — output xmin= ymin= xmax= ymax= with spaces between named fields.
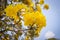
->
xmin=47 ymin=38 xmax=57 ymax=40
xmin=0 ymin=0 xmax=49 ymax=40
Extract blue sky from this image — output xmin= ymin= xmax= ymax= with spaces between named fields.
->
xmin=35 ymin=0 xmax=60 ymax=40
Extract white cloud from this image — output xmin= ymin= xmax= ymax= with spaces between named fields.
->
xmin=45 ymin=31 xmax=55 ymax=39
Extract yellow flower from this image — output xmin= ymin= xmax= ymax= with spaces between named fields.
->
xmin=23 ymin=12 xmax=34 ymax=26
xmin=14 ymin=4 xmax=22 ymax=12
xmin=23 ymin=11 xmax=46 ymax=27
xmin=22 ymin=4 xmax=28 ymax=12
xmin=39 ymin=0 xmax=44 ymax=5
xmin=44 ymin=4 xmax=49 ymax=10
xmin=5 ymin=4 xmax=19 ymax=21
xmin=36 ymin=4 xmax=42 ymax=12
xmin=4 ymin=4 xmax=28 ymax=21
xmin=5 ymin=4 xmax=14 ymax=17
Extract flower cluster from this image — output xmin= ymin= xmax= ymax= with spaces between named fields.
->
xmin=0 ymin=0 xmax=49 ymax=40
xmin=5 ymin=4 xmax=28 ymax=21
xmin=23 ymin=11 xmax=46 ymax=27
